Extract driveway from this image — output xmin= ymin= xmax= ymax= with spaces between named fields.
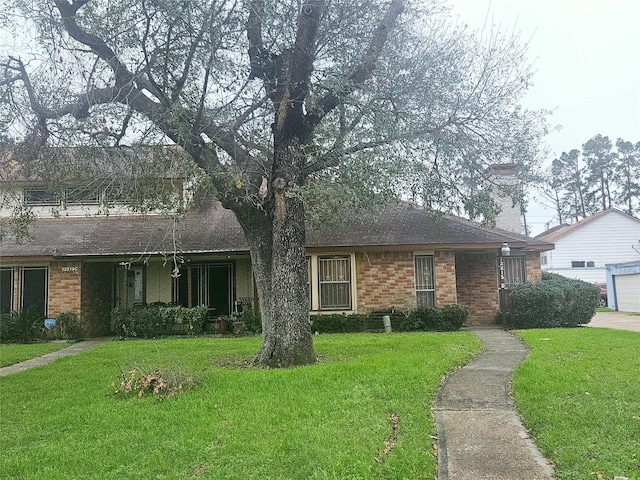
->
xmin=587 ymin=311 xmax=640 ymax=332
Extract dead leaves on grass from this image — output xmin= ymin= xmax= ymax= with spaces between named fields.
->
xmin=111 ymin=364 xmax=195 ymax=400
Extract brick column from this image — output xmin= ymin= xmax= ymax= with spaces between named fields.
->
xmin=435 ymin=250 xmax=457 ymax=305
xmin=48 ymin=261 xmax=82 ymax=317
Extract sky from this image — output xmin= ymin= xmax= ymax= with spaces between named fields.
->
xmin=449 ymin=0 xmax=640 ymax=234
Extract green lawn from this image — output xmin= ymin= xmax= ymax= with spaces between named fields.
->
xmin=0 ymin=332 xmax=480 ymax=479
xmin=0 ymin=343 xmax=70 ymax=368
xmin=513 ymin=328 xmax=640 ymax=480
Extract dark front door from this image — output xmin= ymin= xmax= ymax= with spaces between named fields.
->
xmin=207 ymin=263 xmax=233 ymax=316
xmin=497 ymin=256 xmax=526 ymax=312
xmin=21 ymin=267 xmax=48 ymax=317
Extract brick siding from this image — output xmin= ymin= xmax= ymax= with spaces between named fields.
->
xmin=526 ymin=251 xmax=542 ymax=282
xmin=355 ymin=251 xmax=416 ymax=312
xmin=455 ymin=252 xmax=500 ymax=325
xmin=48 ymin=261 xmax=82 ymax=317
xmin=355 ymin=249 xmax=459 ymax=313
xmin=435 ymin=250 xmax=457 ymax=305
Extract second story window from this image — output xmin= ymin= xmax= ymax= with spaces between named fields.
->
xmin=65 ymin=186 xmax=100 ymax=205
xmin=23 ymin=187 xmax=59 ymax=206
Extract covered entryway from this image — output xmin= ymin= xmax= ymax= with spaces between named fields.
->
xmin=498 ymin=256 xmax=526 ymax=312
xmin=206 ymin=263 xmax=234 ymax=316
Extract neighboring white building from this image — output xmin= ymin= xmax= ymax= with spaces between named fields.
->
xmin=536 ymin=209 xmax=640 ymax=284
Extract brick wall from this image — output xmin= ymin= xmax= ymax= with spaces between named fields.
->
xmin=455 ymin=252 xmax=499 ymax=324
xmin=81 ymin=262 xmax=114 ymax=337
xmin=435 ymin=250 xmax=457 ymax=305
xmin=355 ymin=251 xmax=416 ymax=312
xmin=354 ymin=249 xmax=459 ymax=313
xmin=526 ymin=251 xmax=542 ymax=282
xmin=48 ymin=261 xmax=82 ymax=317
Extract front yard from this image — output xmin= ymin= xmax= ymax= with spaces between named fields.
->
xmin=514 ymin=328 xmax=640 ymax=480
xmin=0 ymin=332 xmax=479 ymax=479
xmin=2 ymin=328 xmax=638 ymax=479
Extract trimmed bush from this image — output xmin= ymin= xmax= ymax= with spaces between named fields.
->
xmin=309 ymin=313 xmax=367 ymax=333
xmin=398 ymin=304 xmax=470 ymax=332
xmin=110 ymin=305 xmax=208 ymax=339
xmin=500 ymin=272 xmax=599 ymax=328
xmin=0 ymin=309 xmax=44 ymax=344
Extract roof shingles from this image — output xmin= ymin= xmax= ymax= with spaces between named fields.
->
xmin=1 ymin=202 xmax=552 ymax=259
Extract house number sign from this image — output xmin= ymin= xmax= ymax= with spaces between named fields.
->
xmin=62 ymin=266 xmax=79 ymax=272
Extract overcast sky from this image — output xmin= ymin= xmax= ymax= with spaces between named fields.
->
xmin=450 ymin=0 xmax=640 ymax=233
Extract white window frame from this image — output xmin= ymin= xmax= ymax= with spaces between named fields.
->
xmin=307 ymin=253 xmax=357 ymax=312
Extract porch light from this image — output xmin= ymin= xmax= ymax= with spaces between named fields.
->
xmin=501 ymin=242 xmax=511 ymax=256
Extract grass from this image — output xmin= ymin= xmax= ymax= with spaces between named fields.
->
xmin=0 ymin=343 xmax=70 ymax=368
xmin=513 ymin=328 xmax=640 ymax=480
xmin=0 ymin=332 xmax=480 ymax=479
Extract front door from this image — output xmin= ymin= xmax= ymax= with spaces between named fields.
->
xmin=207 ymin=263 xmax=234 ymax=316
xmin=498 ymin=256 xmax=526 ymax=312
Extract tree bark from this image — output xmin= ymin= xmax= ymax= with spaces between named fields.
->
xmin=232 ymin=140 xmax=315 ymax=368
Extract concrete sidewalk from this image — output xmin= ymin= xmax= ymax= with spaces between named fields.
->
xmin=434 ymin=327 xmax=555 ymax=480
xmin=0 ymin=338 xmax=110 ymax=377
xmin=587 ymin=311 xmax=640 ymax=332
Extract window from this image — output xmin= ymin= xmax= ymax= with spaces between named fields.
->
xmin=20 ymin=267 xmax=48 ymax=317
xmin=415 ymin=255 xmax=435 ymax=307
xmin=23 ymin=187 xmax=59 ymax=206
xmin=318 ymin=256 xmax=351 ymax=310
xmin=65 ymin=186 xmax=100 ymax=205
xmin=571 ymin=261 xmax=585 ymax=268
xmin=586 ymin=261 xmax=595 ymax=268
xmin=1 ymin=268 xmax=14 ymax=315
xmin=172 ymin=265 xmax=202 ymax=308
xmin=500 ymin=256 xmax=526 ymax=287
xmin=540 ymin=253 xmax=548 ymax=265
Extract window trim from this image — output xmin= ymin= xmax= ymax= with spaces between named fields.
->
xmin=19 ymin=266 xmax=49 ymax=317
xmin=306 ymin=254 xmax=356 ymax=312
xmin=0 ymin=267 xmax=14 ymax=315
xmin=23 ymin=187 xmax=60 ymax=206
xmin=318 ymin=255 xmax=352 ymax=311
xmin=414 ymin=255 xmax=436 ymax=307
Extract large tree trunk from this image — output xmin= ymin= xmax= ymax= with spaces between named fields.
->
xmin=233 ymin=140 xmax=315 ymax=368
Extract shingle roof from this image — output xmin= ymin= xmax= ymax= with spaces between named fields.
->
xmin=1 ymin=201 xmax=553 ymax=259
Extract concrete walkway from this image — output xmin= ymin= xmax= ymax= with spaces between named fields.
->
xmin=434 ymin=327 xmax=555 ymax=480
xmin=587 ymin=311 xmax=640 ymax=332
xmin=0 ymin=338 xmax=110 ymax=377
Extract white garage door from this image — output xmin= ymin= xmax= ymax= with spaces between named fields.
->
xmin=615 ymin=274 xmax=640 ymax=312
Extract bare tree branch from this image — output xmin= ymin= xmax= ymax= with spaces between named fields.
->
xmin=305 ymin=0 xmax=405 ymax=131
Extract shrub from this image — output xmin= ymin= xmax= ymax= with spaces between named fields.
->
xmin=398 ymin=304 xmax=470 ymax=332
xmin=229 ymin=306 xmax=262 ymax=334
xmin=0 ymin=309 xmax=43 ymax=343
xmin=44 ymin=312 xmax=83 ymax=340
xmin=110 ymin=305 xmax=208 ymax=339
xmin=501 ymin=272 xmax=599 ymax=328
xmin=309 ymin=313 xmax=367 ymax=333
